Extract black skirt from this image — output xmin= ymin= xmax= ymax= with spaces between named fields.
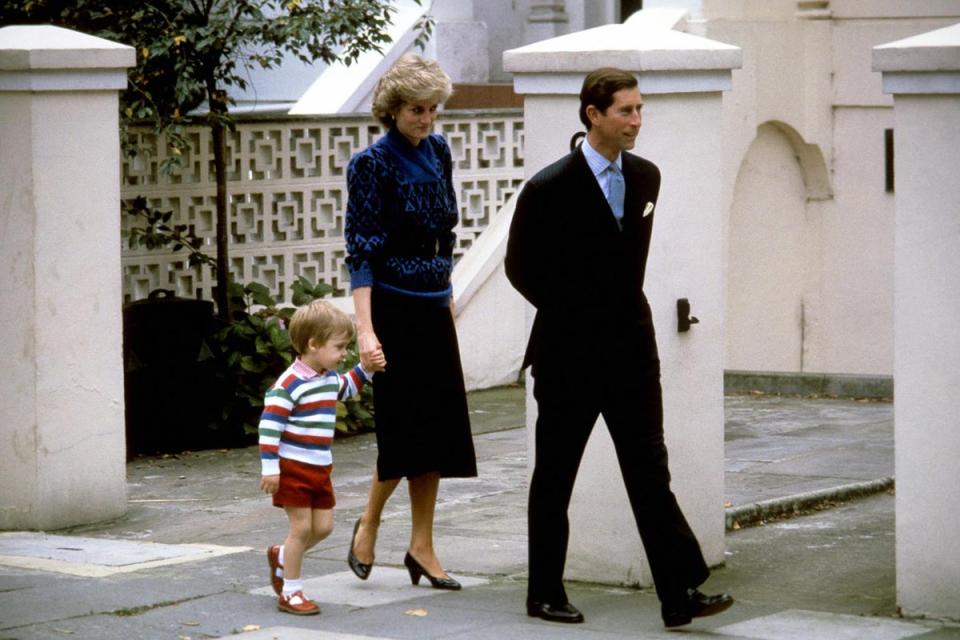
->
xmin=370 ymin=286 xmax=477 ymax=480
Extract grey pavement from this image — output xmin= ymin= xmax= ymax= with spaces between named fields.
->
xmin=2 ymin=386 xmax=957 ymax=639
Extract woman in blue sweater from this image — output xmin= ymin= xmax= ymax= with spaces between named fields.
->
xmin=344 ymin=54 xmax=477 ymax=590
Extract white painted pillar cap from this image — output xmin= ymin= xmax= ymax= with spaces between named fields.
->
xmin=0 ymin=25 xmax=135 ymax=91
xmin=503 ymin=17 xmax=741 ymax=95
xmin=873 ymin=22 xmax=960 ymax=95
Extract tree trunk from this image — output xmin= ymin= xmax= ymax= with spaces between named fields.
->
xmin=208 ymin=84 xmax=231 ymax=321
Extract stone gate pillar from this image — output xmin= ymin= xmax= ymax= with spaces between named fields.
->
xmin=503 ymin=13 xmax=741 ymax=585
xmin=0 ymin=26 xmax=135 ymax=529
xmin=873 ymin=23 xmax=960 ymax=620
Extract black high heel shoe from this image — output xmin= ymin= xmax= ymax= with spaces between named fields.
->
xmin=347 ymin=519 xmax=372 ymax=580
xmin=404 ymin=552 xmax=461 ymax=590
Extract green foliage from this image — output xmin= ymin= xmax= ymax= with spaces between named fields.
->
xmin=122 ymin=200 xmax=376 ymax=440
xmin=215 ymin=282 xmax=296 ymax=435
xmin=291 ymin=277 xmax=335 ymax=306
xmin=220 ymin=279 xmax=377 ymax=438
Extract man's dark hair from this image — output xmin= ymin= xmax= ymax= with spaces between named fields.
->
xmin=579 ymin=68 xmax=638 ymax=130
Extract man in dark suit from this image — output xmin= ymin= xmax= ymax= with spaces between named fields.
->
xmin=505 ymin=68 xmax=733 ymax=629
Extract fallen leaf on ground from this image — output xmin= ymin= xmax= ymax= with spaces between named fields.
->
xmin=242 ymin=624 xmax=261 ymax=632
xmin=405 ymin=608 xmax=429 ymax=617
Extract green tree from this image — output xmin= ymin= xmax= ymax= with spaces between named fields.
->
xmin=1 ymin=0 xmax=431 ymax=319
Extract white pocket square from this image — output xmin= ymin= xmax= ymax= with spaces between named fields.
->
xmin=643 ymin=201 xmax=655 ymax=217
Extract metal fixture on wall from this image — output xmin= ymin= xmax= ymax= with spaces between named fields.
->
xmin=677 ymin=298 xmax=699 ymax=333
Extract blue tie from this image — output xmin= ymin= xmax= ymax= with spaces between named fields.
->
xmin=607 ymin=162 xmax=625 ymax=226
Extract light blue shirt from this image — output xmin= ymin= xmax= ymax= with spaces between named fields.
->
xmin=580 ymin=136 xmax=622 ymax=201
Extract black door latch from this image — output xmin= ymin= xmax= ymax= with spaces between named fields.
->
xmin=677 ymin=298 xmax=700 ymax=333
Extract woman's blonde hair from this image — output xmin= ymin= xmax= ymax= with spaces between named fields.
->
xmin=371 ymin=54 xmax=453 ymax=128
xmin=288 ymin=300 xmax=354 ymax=355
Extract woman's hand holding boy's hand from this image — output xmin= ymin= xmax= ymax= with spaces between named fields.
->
xmin=364 ymin=348 xmax=387 ymax=372
xmin=260 ymin=475 xmax=280 ymax=495
xmin=358 ymin=330 xmax=387 ymax=372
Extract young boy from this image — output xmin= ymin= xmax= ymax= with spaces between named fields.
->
xmin=259 ymin=300 xmax=385 ymax=615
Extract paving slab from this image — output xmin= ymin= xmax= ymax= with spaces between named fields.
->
xmin=724 ymin=394 xmax=894 ymax=508
xmin=226 ymin=630 xmax=389 ymax=640
xmin=714 ymin=609 xmax=929 ymax=640
xmin=0 ymin=551 xmax=261 ymax=631
xmin=8 ymin=591 xmax=276 ymax=640
xmin=0 ymin=532 xmax=247 ymax=577
xmin=711 ymin=494 xmax=898 ymax=617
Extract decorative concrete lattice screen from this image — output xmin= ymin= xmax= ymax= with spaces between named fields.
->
xmin=120 ymin=110 xmax=524 ymax=304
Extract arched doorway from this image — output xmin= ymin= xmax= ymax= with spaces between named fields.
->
xmin=726 ymin=122 xmax=820 ymax=373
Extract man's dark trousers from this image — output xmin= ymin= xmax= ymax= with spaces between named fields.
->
xmin=527 ymin=331 xmax=709 ymax=606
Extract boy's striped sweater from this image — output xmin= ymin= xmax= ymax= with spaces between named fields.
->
xmin=258 ymin=359 xmax=370 ymax=476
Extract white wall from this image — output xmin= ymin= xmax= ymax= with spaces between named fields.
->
xmin=892 ymin=95 xmax=960 ymax=619
xmin=475 ymin=0 xmax=528 ymax=82
xmin=813 ymin=107 xmax=895 ymax=374
xmin=874 ymin=21 xmax=960 ymax=618
xmin=0 ymin=26 xmax=133 ymax=530
xmin=725 ymin=123 xmax=809 ymax=372
xmin=705 ymin=5 xmax=960 ymax=377
xmin=0 ymin=92 xmax=39 ymax=527
xmin=451 ymin=192 xmax=526 ymax=391
xmin=894 ymin=96 xmax=960 ymax=618
xmin=454 ymin=263 xmax=525 ymax=390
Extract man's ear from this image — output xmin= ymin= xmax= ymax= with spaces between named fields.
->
xmin=585 ymin=104 xmax=599 ymax=125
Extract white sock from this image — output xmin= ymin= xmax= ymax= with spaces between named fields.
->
xmin=278 ymin=545 xmax=285 ymax=567
xmin=283 ymin=578 xmax=304 ymax=596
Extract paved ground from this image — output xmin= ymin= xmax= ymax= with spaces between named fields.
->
xmin=2 ymin=386 xmax=957 ymax=639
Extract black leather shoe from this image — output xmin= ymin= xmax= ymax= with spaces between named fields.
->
xmin=526 ymin=600 xmax=585 ymax=623
xmin=404 ymin=552 xmax=461 ymax=590
xmin=661 ymin=588 xmax=734 ymax=628
xmin=347 ymin=519 xmax=372 ymax=580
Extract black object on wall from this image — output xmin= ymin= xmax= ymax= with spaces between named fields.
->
xmin=677 ymin=298 xmax=700 ymax=333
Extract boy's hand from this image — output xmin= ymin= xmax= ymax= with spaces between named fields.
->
xmin=260 ymin=475 xmax=280 ymax=495
xmin=363 ymin=347 xmax=387 ymax=372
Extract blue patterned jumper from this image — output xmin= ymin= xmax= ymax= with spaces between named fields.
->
xmin=345 ymin=127 xmax=458 ymax=298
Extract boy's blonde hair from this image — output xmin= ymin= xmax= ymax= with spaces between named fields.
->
xmin=371 ymin=54 xmax=453 ymax=128
xmin=288 ymin=300 xmax=354 ymax=355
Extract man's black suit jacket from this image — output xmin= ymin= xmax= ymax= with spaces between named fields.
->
xmin=506 ymin=147 xmax=662 ymax=379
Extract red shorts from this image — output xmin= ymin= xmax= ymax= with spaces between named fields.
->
xmin=273 ymin=458 xmax=335 ymax=509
